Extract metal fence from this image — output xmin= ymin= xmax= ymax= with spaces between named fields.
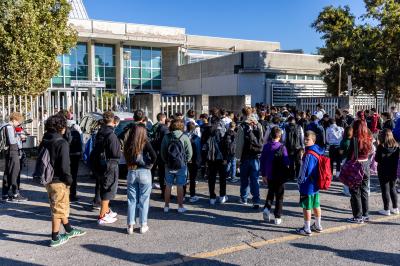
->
xmin=296 ymin=97 xmax=341 ymax=117
xmin=161 ymin=95 xmax=195 ymax=118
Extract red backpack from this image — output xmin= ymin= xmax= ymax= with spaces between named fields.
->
xmin=306 ymin=150 xmax=332 ymax=190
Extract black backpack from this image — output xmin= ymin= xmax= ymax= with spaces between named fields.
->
xmin=167 ymin=133 xmax=186 ymax=170
xmin=151 ymin=124 xmax=164 ymax=152
xmin=206 ymin=128 xmax=224 ymax=161
xmin=285 ymin=124 xmax=302 ymax=154
xmin=242 ymin=123 xmax=263 ymax=156
xmin=69 ymin=125 xmax=82 ymax=154
xmin=223 ymin=131 xmax=236 ymax=157
xmin=272 ymin=144 xmax=289 ymax=183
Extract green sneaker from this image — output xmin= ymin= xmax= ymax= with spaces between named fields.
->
xmin=66 ymin=228 xmax=87 ymax=239
xmin=50 ymin=234 xmax=69 ymax=247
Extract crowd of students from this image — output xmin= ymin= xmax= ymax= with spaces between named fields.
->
xmin=2 ymin=102 xmax=400 ymax=247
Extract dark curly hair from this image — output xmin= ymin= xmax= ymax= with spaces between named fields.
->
xmin=45 ymin=114 xmax=67 ymax=133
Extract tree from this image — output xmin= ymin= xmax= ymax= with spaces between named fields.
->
xmin=312 ymin=0 xmax=400 ymax=101
xmin=0 ymin=0 xmax=77 ymax=96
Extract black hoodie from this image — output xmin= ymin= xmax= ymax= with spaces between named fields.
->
xmin=375 ymin=145 xmax=400 ymax=179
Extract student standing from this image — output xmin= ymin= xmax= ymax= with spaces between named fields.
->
xmin=375 ymin=129 xmax=399 ymax=216
xmin=124 ymin=125 xmax=157 ymax=234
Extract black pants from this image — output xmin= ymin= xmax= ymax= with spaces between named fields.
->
xmin=184 ymin=163 xmax=198 ymax=197
xmin=350 ymin=161 xmax=370 ymax=218
xmin=70 ymin=155 xmax=80 ymax=198
xmin=264 ymin=179 xmax=285 ymax=218
xmin=2 ymin=150 xmax=20 ymax=196
xmin=288 ymin=150 xmax=302 ymax=180
xmin=94 ymin=174 xmax=101 ymax=205
xmin=207 ymin=160 xmax=226 ymax=199
xmin=329 ymin=145 xmax=341 ymax=175
xmin=379 ymin=177 xmax=398 ymax=210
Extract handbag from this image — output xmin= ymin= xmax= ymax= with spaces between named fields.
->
xmin=339 ymin=138 xmax=364 ymax=189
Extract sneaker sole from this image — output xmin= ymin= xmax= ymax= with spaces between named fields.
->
xmin=97 ymin=219 xmax=118 ymax=225
xmin=50 ymin=239 xmax=69 ymax=247
xmin=296 ymin=230 xmax=312 ymax=237
xmin=68 ymin=231 xmax=87 ymax=239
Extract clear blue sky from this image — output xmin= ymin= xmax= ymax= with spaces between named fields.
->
xmin=83 ymin=0 xmax=365 ymax=54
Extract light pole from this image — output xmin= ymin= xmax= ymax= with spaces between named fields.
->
xmin=123 ymin=50 xmax=131 ymax=111
xmin=337 ymin=57 xmax=345 ymax=96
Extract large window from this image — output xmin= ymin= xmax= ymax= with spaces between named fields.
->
xmin=95 ymin=44 xmax=116 ymax=90
xmin=123 ymin=46 xmax=162 ymax=91
xmin=52 ymin=42 xmax=88 ymax=88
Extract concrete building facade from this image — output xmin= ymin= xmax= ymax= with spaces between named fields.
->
xmin=52 ymin=0 xmax=328 ymax=106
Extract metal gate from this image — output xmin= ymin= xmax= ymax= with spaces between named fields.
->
xmin=161 ymin=95 xmax=195 ymax=117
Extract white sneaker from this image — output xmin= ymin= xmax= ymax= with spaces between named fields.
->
xmin=153 ymin=183 xmax=161 ymax=189
xmin=274 ymin=218 xmax=282 ymax=225
xmin=263 ymin=209 xmax=271 ymax=222
xmin=127 ymin=225 xmax=134 ymax=235
xmin=189 ymin=196 xmax=199 ymax=203
xmin=210 ymin=199 xmax=216 ymax=205
xmin=219 ymin=196 xmax=228 ymax=204
xmin=140 ymin=224 xmax=149 ymax=234
xmin=378 ymin=209 xmax=391 ymax=216
xmin=106 ymin=209 xmax=118 ymax=218
xmin=178 ymin=207 xmax=187 ymax=213
xmin=392 ymin=208 xmax=399 ymax=215
xmin=164 ymin=206 xmax=169 ymax=213
xmin=98 ymin=215 xmax=117 ymax=225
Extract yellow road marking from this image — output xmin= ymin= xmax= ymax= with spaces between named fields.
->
xmin=151 ymin=215 xmax=400 ymax=266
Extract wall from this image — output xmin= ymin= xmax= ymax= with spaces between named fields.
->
xmin=131 ymin=94 xmax=161 ymax=122
xmin=162 ymin=47 xmax=180 ymax=92
xmin=238 ymin=73 xmax=266 ymax=105
xmin=209 ymin=95 xmax=251 ymax=113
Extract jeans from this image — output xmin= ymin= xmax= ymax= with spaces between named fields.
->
xmin=208 ymin=160 xmax=227 ymax=199
xmin=127 ymin=168 xmax=152 ymax=226
xmin=264 ymin=179 xmax=284 ymax=218
xmin=350 ymin=161 xmax=370 ymax=219
xmin=240 ymin=158 xmax=260 ymax=204
xmin=379 ymin=178 xmax=398 ymax=210
xmin=226 ymin=156 xmax=237 ymax=178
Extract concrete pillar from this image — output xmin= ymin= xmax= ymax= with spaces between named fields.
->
xmin=194 ymin=94 xmax=209 ymax=117
xmin=162 ymin=47 xmax=179 ymax=92
xmin=87 ymin=40 xmax=97 ymax=111
xmin=116 ymin=42 xmax=123 ymax=95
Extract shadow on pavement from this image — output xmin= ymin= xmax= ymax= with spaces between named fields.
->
xmin=0 ymin=257 xmax=43 ymax=266
xmin=82 ymin=244 xmax=238 ymax=265
xmin=291 ymin=243 xmax=400 ymax=265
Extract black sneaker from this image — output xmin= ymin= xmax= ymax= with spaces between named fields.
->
xmin=310 ymin=223 xmax=323 ymax=233
xmin=10 ymin=194 xmax=28 ymax=202
xmin=362 ymin=216 xmax=370 ymax=223
xmin=2 ymin=195 xmax=9 ymax=201
xmin=347 ymin=217 xmax=364 ymax=224
xmin=252 ymin=203 xmax=260 ymax=209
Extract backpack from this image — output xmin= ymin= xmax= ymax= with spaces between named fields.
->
xmin=242 ymin=123 xmax=263 ymax=156
xmin=339 ymin=138 xmax=364 ymax=189
xmin=188 ymin=133 xmax=199 ymax=164
xmin=223 ymin=131 xmax=236 ymax=157
xmin=69 ymin=125 xmax=82 ymax=154
xmin=151 ymin=124 xmax=164 ymax=151
xmin=89 ymin=131 xmax=113 ymax=171
xmin=285 ymin=124 xmax=301 ymax=153
xmin=305 ymin=150 xmax=332 ymax=190
xmin=0 ymin=124 xmax=9 ymax=151
xmin=206 ymin=133 xmax=223 ymax=161
xmin=272 ymin=144 xmax=289 ymax=183
xmin=167 ymin=133 xmax=186 ymax=170
xmin=33 ymin=138 xmax=63 ymax=186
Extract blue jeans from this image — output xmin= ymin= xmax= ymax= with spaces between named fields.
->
xmin=240 ymin=159 xmax=260 ymax=204
xmin=165 ymin=166 xmax=187 ymax=186
xmin=127 ymin=168 xmax=152 ymax=226
xmin=226 ymin=156 xmax=237 ymax=178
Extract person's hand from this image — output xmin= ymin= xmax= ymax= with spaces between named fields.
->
xmin=223 ymin=160 xmax=227 ymax=165
xmin=262 ymin=176 xmax=268 ymax=185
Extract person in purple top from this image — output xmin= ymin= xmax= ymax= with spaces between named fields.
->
xmin=260 ymin=127 xmax=290 ymax=225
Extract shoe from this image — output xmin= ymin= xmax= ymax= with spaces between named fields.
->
xmin=228 ymin=178 xmax=240 ymax=183
xmin=219 ymin=196 xmax=228 ymax=204
xmin=153 ymin=183 xmax=161 ymax=189
xmin=127 ymin=225 xmax=134 ymax=235
xmin=378 ymin=209 xmax=391 ymax=216
xmin=163 ymin=206 xmax=169 ymax=213
xmin=178 ymin=207 xmax=187 ymax=213
xmin=2 ymin=195 xmax=9 ymax=201
xmin=263 ymin=209 xmax=271 ymax=222
xmin=97 ymin=215 xmax=117 ymax=225
xmin=210 ymin=199 xmax=216 ymax=205
xmin=362 ymin=216 xmax=370 ymax=223
xmin=106 ymin=209 xmax=118 ymax=218
xmin=189 ymin=196 xmax=199 ymax=203
xmin=392 ymin=208 xmax=399 ymax=215
xmin=66 ymin=228 xmax=86 ymax=239
xmin=92 ymin=202 xmax=101 ymax=210
xmin=310 ymin=223 xmax=323 ymax=233
xmin=9 ymin=193 xmax=28 ymax=202
xmin=347 ymin=217 xmax=364 ymax=224
xmin=397 ymin=188 xmax=400 ymax=194
xmin=296 ymin=227 xmax=312 ymax=236
xmin=50 ymin=234 xmax=69 ymax=247
xmin=274 ymin=218 xmax=282 ymax=225
xmin=239 ymin=198 xmax=248 ymax=205
xmin=140 ymin=224 xmax=149 ymax=234
xmin=253 ymin=203 xmax=260 ymax=209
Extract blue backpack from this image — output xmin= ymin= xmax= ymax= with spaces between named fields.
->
xmin=393 ymin=118 xmax=400 ymax=142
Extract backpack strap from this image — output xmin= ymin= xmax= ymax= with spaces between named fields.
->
xmin=306 ymin=150 xmax=320 ymax=160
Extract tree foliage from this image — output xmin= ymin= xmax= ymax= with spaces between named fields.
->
xmin=0 ymin=0 xmax=77 ymax=96
xmin=312 ymin=0 xmax=400 ymax=101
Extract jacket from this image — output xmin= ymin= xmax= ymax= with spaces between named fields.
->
xmin=125 ymin=141 xmax=157 ymax=169
xmin=186 ymin=131 xmax=202 ymax=167
xmin=161 ymin=130 xmax=193 ymax=165
xmin=298 ymin=144 xmax=325 ymax=195
xmin=41 ymin=132 xmax=72 ymax=185
xmin=375 ymin=145 xmax=399 ymax=180
xmin=326 ymin=124 xmax=344 ymax=146
xmin=94 ymin=125 xmax=121 ymax=160
xmin=305 ymin=122 xmax=326 ymax=148
xmin=235 ymin=119 xmax=264 ymax=160
xmin=260 ymin=141 xmax=290 ymax=180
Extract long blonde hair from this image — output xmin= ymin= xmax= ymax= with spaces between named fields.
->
xmin=124 ymin=125 xmax=147 ymax=164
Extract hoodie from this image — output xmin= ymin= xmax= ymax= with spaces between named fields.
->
xmin=298 ymin=144 xmax=325 ymax=195
xmin=260 ymin=141 xmax=290 ymax=180
xmin=375 ymin=145 xmax=400 ymax=179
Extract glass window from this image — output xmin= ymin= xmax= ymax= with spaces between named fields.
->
xmin=142 ymin=68 xmax=151 ymax=79
xmin=152 ymin=79 xmax=161 ymax=90
xmin=142 ymin=79 xmax=151 ymax=90
xmin=142 ymin=48 xmax=151 ymax=68
xmin=94 ymin=44 xmax=116 ymax=90
xmin=276 ymin=75 xmax=286 ymax=80
xmin=105 ymin=67 xmax=115 ymax=78
xmin=297 ymin=75 xmax=306 ymax=80
xmin=287 ymin=74 xmax=296 ymax=80
xmin=130 ymin=68 xmax=140 ymax=79
xmin=151 ymin=48 xmax=162 ymax=68
xmin=152 ymin=69 xmax=161 ymax=80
